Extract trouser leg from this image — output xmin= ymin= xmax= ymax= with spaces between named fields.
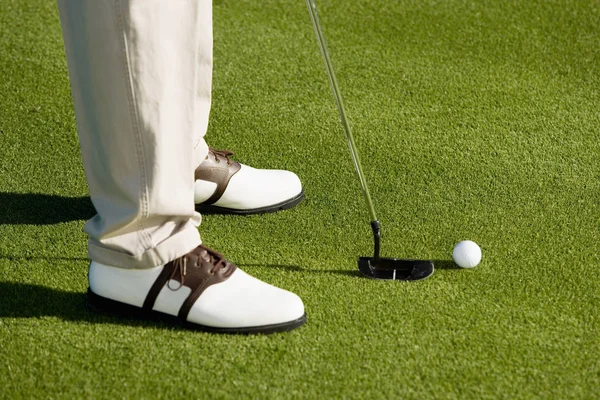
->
xmin=57 ymin=0 xmax=212 ymax=269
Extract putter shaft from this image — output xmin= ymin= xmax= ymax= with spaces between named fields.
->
xmin=306 ymin=0 xmax=377 ymax=223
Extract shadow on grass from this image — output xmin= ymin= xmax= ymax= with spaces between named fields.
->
xmin=238 ymin=263 xmax=363 ymax=278
xmin=0 ymin=192 xmax=95 ymax=224
xmin=0 ymin=282 xmax=185 ymax=331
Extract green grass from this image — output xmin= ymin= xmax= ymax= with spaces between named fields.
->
xmin=1 ymin=0 xmax=599 ymax=398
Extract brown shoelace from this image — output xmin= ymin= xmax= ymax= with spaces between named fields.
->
xmin=167 ymin=245 xmax=232 ymax=291
xmin=208 ymin=148 xmax=234 ymax=165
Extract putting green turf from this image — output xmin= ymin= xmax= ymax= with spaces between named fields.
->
xmin=1 ymin=0 xmax=599 ymax=398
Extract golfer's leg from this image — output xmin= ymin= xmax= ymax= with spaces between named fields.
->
xmin=192 ymin=5 xmax=212 ymax=171
xmin=58 ymin=0 xmax=208 ymax=268
xmin=57 ymin=0 xmax=305 ymax=332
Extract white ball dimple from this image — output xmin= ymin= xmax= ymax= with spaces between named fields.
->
xmin=452 ymin=240 xmax=482 ymax=268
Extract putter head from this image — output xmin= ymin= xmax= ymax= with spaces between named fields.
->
xmin=358 ymin=257 xmax=434 ymax=281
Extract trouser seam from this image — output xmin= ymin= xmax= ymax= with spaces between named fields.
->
xmin=114 ymin=0 xmax=154 ymax=258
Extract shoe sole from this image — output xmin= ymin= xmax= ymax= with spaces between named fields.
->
xmin=87 ymin=289 xmax=307 ymax=335
xmin=196 ymin=191 xmax=305 ymax=215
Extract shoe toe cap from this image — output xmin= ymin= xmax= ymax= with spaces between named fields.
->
xmin=187 ymin=269 xmax=305 ymax=329
xmin=214 ymin=165 xmax=303 ymax=210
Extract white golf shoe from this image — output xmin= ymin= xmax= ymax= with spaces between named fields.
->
xmin=87 ymin=245 xmax=306 ymax=333
xmin=194 ymin=148 xmax=304 ymax=214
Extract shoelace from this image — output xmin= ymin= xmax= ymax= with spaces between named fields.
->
xmin=208 ymin=148 xmax=234 ymax=165
xmin=167 ymin=245 xmax=229 ymax=291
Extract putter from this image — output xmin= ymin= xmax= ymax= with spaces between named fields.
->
xmin=306 ymin=0 xmax=434 ymax=281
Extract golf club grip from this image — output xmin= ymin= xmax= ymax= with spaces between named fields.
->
xmin=305 ymin=0 xmax=378 ymax=223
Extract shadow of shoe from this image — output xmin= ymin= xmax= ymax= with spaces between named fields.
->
xmin=0 ymin=281 xmax=88 ymax=319
xmin=0 ymin=281 xmax=183 ymax=331
xmin=0 ymin=192 xmax=95 ymax=224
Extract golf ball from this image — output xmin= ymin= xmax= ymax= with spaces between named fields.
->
xmin=452 ymin=240 xmax=482 ymax=268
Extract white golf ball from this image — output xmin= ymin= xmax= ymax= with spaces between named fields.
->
xmin=452 ymin=240 xmax=482 ymax=268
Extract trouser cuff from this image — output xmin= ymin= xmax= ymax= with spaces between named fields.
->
xmin=87 ymin=223 xmax=201 ymax=269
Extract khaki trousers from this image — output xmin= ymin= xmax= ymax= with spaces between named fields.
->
xmin=57 ymin=0 xmax=212 ymax=269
